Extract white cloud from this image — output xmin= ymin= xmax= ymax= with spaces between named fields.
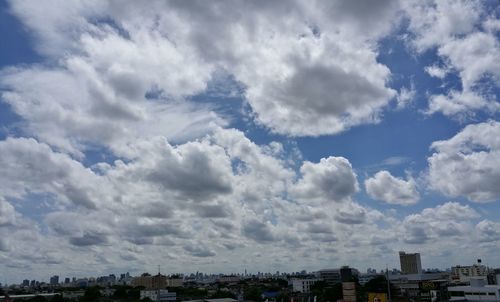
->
xmin=0 ymin=198 xmax=16 ymax=227
xmin=111 ymin=137 xmax=234 ymax=201
xmin=242 ymin=219 xmax=276 ymax=244
xmin=427 ymin=90 xmax=499 ymax=118
xmin=438 ymin=31 xmax=500 ymax=91
xmin=396 ymin=85 xmax=416 ymax=109
xmin=401 ymin=202 xmax=479 ymax=244
xmin=2 ymin=0 xmax=401 ymax=141
xmin=476 ymin=220 xmax=500 ymax=243
xmin=403 ymin=0 xmax=499 ymax=118
xmin=334 ymin=202 xmax=367 ymax=224
xmin=403 ymin=0 xmax=483 ymax=52
xmin=291 ymin=157 xmax=359 ymax=203
xmin=365 ymin=170 xmax=420 ymax=205
xmin=0 ymin=54 xmax=224 ymax=158
xmin=428 ymin=120 xmax=500 ymax=202
xmin=240 ymin=36 xmax=397 ymax=136
xmin=425 ymin=65 xmax=448 ymax=79
xmin=0 ymin=137 xmax=107 ymax=209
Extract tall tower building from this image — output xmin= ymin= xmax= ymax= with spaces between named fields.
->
xmin=399 ymin=251 xmax=422 ymax=274
xmin=50 ymin=275 xmax=59 ymax=285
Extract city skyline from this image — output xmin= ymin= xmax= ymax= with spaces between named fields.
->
xmin=1 ymin=0 xmax=500 ymax=283
xmin=1 ymin=259 xmax=477 ymax=286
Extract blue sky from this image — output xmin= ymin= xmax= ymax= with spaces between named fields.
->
xmin=0 ymin=0 xmax=499 ymax=283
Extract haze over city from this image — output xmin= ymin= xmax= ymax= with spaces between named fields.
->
xmin=0 ymin=0 xmax=500 ymax=285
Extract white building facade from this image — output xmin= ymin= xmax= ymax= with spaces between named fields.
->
xmin=452 ymin=265 xmax=488 ymax=283
xmin=292 ymin=279 xmax=320 ymax=293
xmin=140 ymin=289 xmax=176 ymax=302
xmin=449 ymin=278 xmax=500 ymax=302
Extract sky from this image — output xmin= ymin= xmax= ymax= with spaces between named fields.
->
xmin=0 ymin=0 xmax=499 ymax=284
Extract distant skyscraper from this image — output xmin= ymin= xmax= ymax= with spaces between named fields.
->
xmin=399 ymin=251 xmax=422 ymax=274
xmin=50 ymin=275 xmax=59 ymax=285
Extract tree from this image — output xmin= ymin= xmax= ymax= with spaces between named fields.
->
xmin=210 ymin=290 xmax=237 ymax=299
xmin=113 ymin=286 xmax=128 ymax=299
xmin=323 ymin=283 xmax=343 ymax=302
xmin=311 ymin=280 xmax=328 ymax=292
xmin=128 ymin=287 xmax=143 ymax=300
xmin=276 ymin=279 xmax=288 ymax=289
xmin=364 ymin=276 xmax=388 ymax=293
xmin=245 ymin=286 xmax=263 ymax=302
xmin=80 ymin=286 xmax=101 ymax=302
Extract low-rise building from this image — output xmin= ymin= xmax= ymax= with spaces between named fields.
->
xmin=452 ymin=265 xmax=488 ymax=283
xmin=167 ymin=277 xmax=184 ymax=287
xmin=292 ymin=278 xmax=320 ymax=293
xmin=62 ymin=290 xmax=85 ymax=300
xmin=449 ymin=278 xmax=500 ymax=301
xmin=317 ymin=267 xmax=359 ymax=285
xmin=358 ymin=274 xmax=382 ymax=285
xmin=133 ymin=274 xmax=153 ymax=288
xmin=389 ymin=273 xmax=449 ymax=301
xmin=140 ymin=289 xmax=176 ymax=302
xmin=217 ymin=276 xmax=240 ymax=283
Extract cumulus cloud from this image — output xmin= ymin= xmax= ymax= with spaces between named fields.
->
xmin=183 ymin=243 xmax=216 ymax=258
xmin=365 ymin=170 xmax=420 ymax=205
xmin=1 ymin=0 xmax=402 ymax=143
xmin=404 ymin=0 xmax=482 ymax=52
xmin=0 ymin=137 xmax=105 ymax=209
xmin=291 ymin=157 xmax=359 ymax=203
xmin=0 ymin=61 xmax=224 ymax=157
xmin=0 ymin=198 xmax=16 ymax=227
xmin=135 ymin=139 xmax=234 ymax=201
xmin=242 ymin=219 xmax=276 ymax=244
xmin=70 ymin=232 xmax=109 ymax=247
xmin=401 ymin=202 xmax=479 ymax=244
xmin=476 ymin=220 xmax=500 ymax=243
xmin=403 ymin=0 xmax=499 ymax=118
xmin=428 ymin=121 xmax=500 ymax=202
xmin=425 ymin=65 xmax=448 ymax=79
xmin=427 ymin=90 xmax=498 ymax=118
xmin=334 ymin=202 xmax=367 ymax=224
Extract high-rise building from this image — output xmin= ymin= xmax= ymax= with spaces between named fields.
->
xmin=399 ymin=251 xmax=422 ymax=274
xmin=50 ymin=275 xmax=59 ymax=285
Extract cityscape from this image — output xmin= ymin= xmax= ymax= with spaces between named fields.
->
xmin=2 ymin=251 xmax=500 ymax=301
xmin=1 ymin=0 xmax=500 ymax=302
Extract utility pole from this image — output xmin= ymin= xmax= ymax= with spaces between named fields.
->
xmin=386 ymin=266 xmax=392 ymax=302
xmin=157 ymin=264 xmax=161 ymax=302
